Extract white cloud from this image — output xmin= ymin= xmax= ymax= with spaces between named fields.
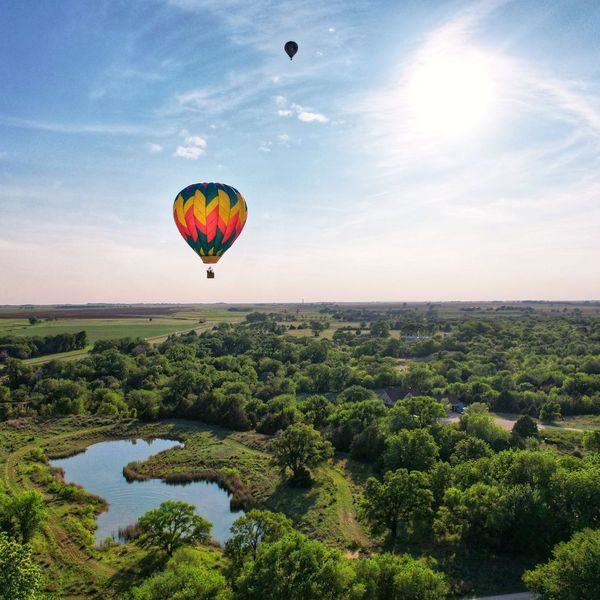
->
xmin=174 ymin=133 xmax=207 ymax=158
xmin=278 ymin=133 xmax=290 ymax=143
xmin=145 ymin=142 xmax=163 ymax=153
xmin=297 ymin=111 xmax=329 ymax=123
xmin=276 ymin=98 xmax=329 ymax=123
xmin=259 ymin=141 xmax=273 ymax=153
xmin=328 ymin=27 xmax=335 ymax=32
xmin=184 ymin=135 xmax=207 ymax=148
xmin=174 ymin=145 xmax=205 ymax=159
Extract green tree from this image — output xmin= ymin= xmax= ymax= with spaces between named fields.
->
xmin=370 ymin=320 xmax=391 ymax=338
xmin=0 ymin=533 xmax=43 ymax=600
xmin=583 ymin=430 xmax=600 ymax=452
xmin=363 ymin=469 xmax=433 ymax=544
xmin=449 ymin=437 xmax=492 ymax=465
xmin=137 ymin=501 xmax=211 ymax=556
xmin=270 ymin=423 xmax=333 ymax=483
xmin=523 ymin=528 xmax=600 ymax=599
xmin=0 ymin=491 xmax=47 ymax=543
xmin=225 ymin=509 xmax=292 ymax=574
xmin=459 ymin=409 xmax=509 ymax=448
xmin=512 ymin=415 xmax=539 ymax=439
xmin=127 ymin=390 xmax=161 ymax=421
xmin=131 ymin=547 xmax=232 ymax=600
xmin=384 ymin=429 xmax=439 ymax=472
xmin=540 ymin=401 xmax=561 ymax=423
xmin=235 ymin=532 xmax=354 ymax=600
xmin=384 ymin=396 xmax=446 ymax=433
xmin=353 ymin=553 xmax=449 ymax=600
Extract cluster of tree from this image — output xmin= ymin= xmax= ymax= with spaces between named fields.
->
xmin=127 ymin=506 xmax=449 ymax=600
xmin=3 ymin=314 xmax=599 ymax=423
xmin=0 ymin=331 xmax=87 ymax=360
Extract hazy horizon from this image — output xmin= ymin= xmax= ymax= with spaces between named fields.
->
xmin=3 ymin=299 xmax=600 ymax=307
xmin=2 ymin=0 xmax=600 ymax=303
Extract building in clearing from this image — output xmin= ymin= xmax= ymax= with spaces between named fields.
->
xmin=377 ymin=387 xmax=416 ymax=408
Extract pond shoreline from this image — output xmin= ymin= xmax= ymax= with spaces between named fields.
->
xmin=50 ymin=436 xmax=246 ymax=545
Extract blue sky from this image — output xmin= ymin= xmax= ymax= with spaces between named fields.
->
xmin=1 ymin=0 xmax=600 ymax=303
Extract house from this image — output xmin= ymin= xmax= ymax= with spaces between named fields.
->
xmin=377 ymin=387 xmax=416 ymax=408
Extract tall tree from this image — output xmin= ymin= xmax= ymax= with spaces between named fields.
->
xmin=270 ymin=423 xmax=333 ymax=483
xmin=363 ymin=469 xmax=433 ymax=544
xmin=225 ymin=509 xmax=292 ymax=575
xmin=383 ymin=429 xmax=439 ymax=472
xmin=136 ymin=501 xmax=211 ymax=556
xmin=0 ymin=491 xmax=47 ymax=543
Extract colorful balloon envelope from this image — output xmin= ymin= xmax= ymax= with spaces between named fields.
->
xmin=173 ymin=182 xmax=248 ymax=264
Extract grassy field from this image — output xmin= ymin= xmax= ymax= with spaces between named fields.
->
xmin=1 ymin=317 xmax=200 ymax=341
xmin=0 ymin=306 xmax=252 ymax=363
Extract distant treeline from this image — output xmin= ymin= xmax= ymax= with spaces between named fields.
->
xmin=0 ymin=331 xmax=87 ymax=360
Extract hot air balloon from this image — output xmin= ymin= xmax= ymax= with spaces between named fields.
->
xmin=284 ymin=41 xmax=298 ymax=60
xmin=173 ymin=182 xmax=248 ymax=279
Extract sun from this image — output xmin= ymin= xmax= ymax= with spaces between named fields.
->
xmin=407 ymin=49 xmax=495 ymax=137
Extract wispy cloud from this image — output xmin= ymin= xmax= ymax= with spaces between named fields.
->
xmin=145 ymin=142 xmax=163 ymax=153
xmin=0 ymin=114 xmax=167 ymax=136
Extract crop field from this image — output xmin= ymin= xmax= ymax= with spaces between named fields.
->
xmin=0 ymin=317 xmax=198 ymax=341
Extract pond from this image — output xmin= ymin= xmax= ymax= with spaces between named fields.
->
xmin=50 ymin=438 xmax=243 ymax=546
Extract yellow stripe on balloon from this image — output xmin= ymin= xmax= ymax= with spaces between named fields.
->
xmin=183 ymin=197 xmax=194 ymax=218
xmin=193 ymin=189 xmax=206 ymax=225
xmin=206 ymin=198 xmax=219 ymax=215
xmin=237 ymin=193 xmax=247 ymax=223
xmin=218 ymin=189 xmax=231 ymax=225
xmin=174 ymin=194 xmax=187 ymax=228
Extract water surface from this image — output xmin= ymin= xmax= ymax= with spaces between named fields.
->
xmin=51 ymin=438 xmax=242 ymax=545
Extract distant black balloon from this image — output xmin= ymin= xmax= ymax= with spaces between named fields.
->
xmin=284 ymin=41 xmax=298 ymax=60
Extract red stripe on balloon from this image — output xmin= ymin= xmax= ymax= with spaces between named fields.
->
xmin=206 ymin=208 xmax=218 ymax=243
xmin=222 ymin=212 xmax=238 ymax=243
xmin=174 ymin=208 xmax=190 ymax=239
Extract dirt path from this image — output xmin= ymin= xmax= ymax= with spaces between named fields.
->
xmin=442 ymin=413 xmax=584 ymax=433
xmin=321 ymin=463 xmax=371 ymax=548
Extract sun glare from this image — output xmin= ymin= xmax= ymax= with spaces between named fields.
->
xmin=407 ymin=49 xmax=495 ymax=137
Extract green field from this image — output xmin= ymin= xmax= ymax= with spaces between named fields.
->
xmin=0 ymin=317 xmax=199 ymax=341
